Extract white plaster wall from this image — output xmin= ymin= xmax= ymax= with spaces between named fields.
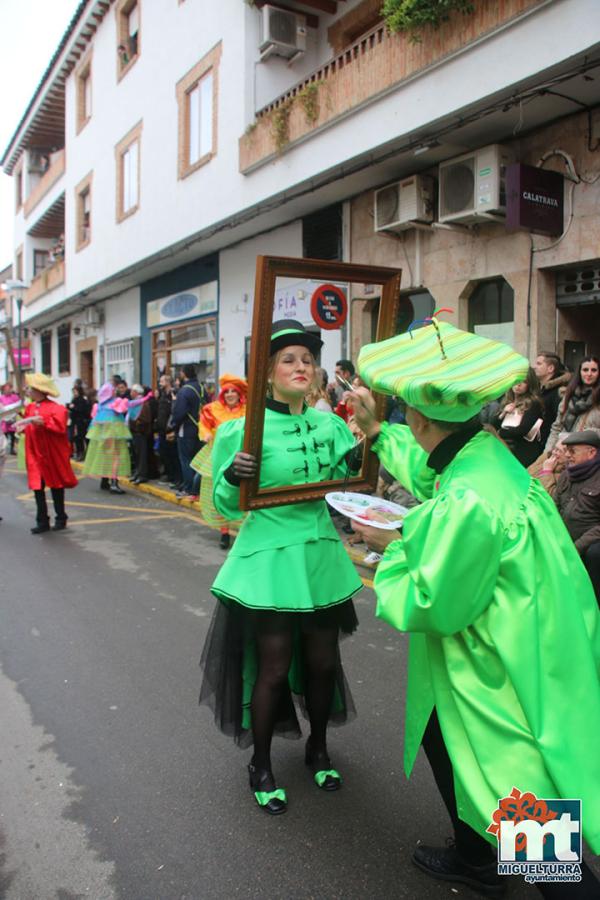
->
xmin=103 ymin=287 xmax=140 ymax=342
xmin=218 ymin=220 xmax=342 ymax=380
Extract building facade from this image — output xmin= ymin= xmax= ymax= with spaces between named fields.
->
xmin=2 ymin=0 xmax=599 ymax=401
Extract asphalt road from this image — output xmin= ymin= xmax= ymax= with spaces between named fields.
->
xmin=0 ymin=461 xmax=592 ymax=900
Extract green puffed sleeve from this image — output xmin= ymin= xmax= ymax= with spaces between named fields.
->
xmin=374 ymin=487 xmax=503 ymax=636
xmin=212 ymin=418 xmax=245 ymax=520
xmin=372 ymin=421 xmax=435 ymax=501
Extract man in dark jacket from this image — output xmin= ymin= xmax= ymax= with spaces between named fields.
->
xmin=555 ymin=429 xmax=600 ymax=603
xmin=170 ymin=364 xmax=205 ymax=497
xmin=156 ymin=374 xmax=181 ymax=487
xmin=534 ymin=351 xmax=570 ymax=447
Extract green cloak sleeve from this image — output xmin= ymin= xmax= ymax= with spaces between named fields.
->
xmin=375 ymin=488 xmax=503 ymax=636
xmin=373 ymin=421 xmax=435 ymax=501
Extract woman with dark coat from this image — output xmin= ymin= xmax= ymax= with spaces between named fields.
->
xmin=493 ymin=367 xmax=544 ymax=467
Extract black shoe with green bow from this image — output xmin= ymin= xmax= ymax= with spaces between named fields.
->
xmin=305 ymin=738 xmax=342 ymax=791
xmin=248 ymin=761 xmax=287 ymax=815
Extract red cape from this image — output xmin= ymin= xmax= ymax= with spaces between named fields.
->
xmin=24 ymin=399 xmax=78 ymax=490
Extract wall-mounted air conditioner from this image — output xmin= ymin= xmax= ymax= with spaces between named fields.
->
xmin=374 ymin=174 xmax=435 ymax=233
xmin=438 ymin=144 xmax=515 ymax=224
xmin=260 ymin=5 xmax=307 ymax=61
xmin=83 ymin=306 xmax=102 ymax=326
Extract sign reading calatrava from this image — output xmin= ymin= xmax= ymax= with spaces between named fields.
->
xmin=147 ymin=281 xmax=218 ymax=327
xmin=506 ymin=163 xmax=564 ymax=236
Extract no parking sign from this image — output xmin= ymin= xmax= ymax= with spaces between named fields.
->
xmin=310 ymin=283 xmax=348 ymax=330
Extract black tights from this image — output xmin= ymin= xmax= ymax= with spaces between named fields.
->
xmin=250 ymin=625 xmax=338 ymax=773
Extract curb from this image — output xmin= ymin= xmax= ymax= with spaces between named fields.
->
xmin=71 ymin=461 xmax=376 ymax=581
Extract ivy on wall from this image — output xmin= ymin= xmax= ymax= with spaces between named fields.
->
xmin=381 ymin=0 xmax=475 ymax=42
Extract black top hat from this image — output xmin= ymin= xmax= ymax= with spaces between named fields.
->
xmin=270 ymin=320 xmax=323 ymax=356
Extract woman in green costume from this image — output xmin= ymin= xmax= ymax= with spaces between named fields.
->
xmin=350 ymin=320 xmax=600 ymax=899
xmin=199 ymin=320 xmax=362 ymax=815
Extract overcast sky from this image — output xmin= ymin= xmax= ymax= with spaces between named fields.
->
xmin=0 ymin=0 xmax=80 ymax=271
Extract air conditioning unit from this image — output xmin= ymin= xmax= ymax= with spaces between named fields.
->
xmin=260 ymin=5 xmax=307 ymax=61
xmin=83 ymin=307 xmax=102 ymax=326
xmin=374 ymin=174 xmax=435 ymax=233
xmin=438 ymin=144 xmax=515 ymax=224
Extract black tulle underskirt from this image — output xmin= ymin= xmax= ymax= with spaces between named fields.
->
xmin=199 ymin=598 xmax=358 ymax=749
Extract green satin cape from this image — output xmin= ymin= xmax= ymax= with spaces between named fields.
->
xmin=373 ymin=423 xmax=600 ymax=852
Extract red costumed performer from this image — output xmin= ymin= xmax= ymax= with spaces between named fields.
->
xmin=17 ymin=373 xmax=78 ymax=534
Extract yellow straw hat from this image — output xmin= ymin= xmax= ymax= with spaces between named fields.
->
xmin=25 ymin=372 xmax=60 ymax=397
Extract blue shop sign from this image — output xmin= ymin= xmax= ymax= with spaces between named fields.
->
xmin=162 ymin=293 xmax=198 ymax=319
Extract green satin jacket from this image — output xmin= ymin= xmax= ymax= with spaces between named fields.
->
xmin=373 ymin=422 xmax=600 ymax=851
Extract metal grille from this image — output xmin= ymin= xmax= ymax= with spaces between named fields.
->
xmin=106 ymin=339 xmax=133 ymax=364
xmin=556 ymin=265 xmax=600 ymax=307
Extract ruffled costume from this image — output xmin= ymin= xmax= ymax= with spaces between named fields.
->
xmin=83 ymin=396 xmax=132 ymax=478
xmin=199 ymin=399 xmax=363 ymax=747
xmin=190 ymin=376 xmax=247 ymax=528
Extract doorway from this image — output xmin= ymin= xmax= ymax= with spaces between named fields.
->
xmin=79 ymin=350 xmax=94 ymax=388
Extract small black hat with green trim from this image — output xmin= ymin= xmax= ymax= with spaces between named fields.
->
xmin=270 ymin=320 xmax=323 ymax=356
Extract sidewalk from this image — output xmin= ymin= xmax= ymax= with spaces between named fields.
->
xmin=72 ymin=462 xmax=376 ymax=583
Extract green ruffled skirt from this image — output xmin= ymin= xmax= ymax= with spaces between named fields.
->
xmin=83 ymin=422 xmax=131 ymax=478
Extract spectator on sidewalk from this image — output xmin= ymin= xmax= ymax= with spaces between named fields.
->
xmin=492 ymin=367 xmax=544 ymax=467
xmin=533 ymin=351 xmax=570 ymax=448
xmin=545 ymin=355 xmax=600 ymax=451
xmin=128 ymin=384 xmax=154 ymax=484
xmin=554 ymin=429 xmax=600 ymax=605
xmin=67 ymin=384 xmax=91 ymax=460
xmin=1 ymin=382 xmax=20 ymax=455
xmin=171 ymin=364 xmax=205 ymax=499
xmin=156 ymin=375 xmax=181 ymax=487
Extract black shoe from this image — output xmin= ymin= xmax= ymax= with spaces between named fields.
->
xmin=100 ymin=478 xmax=111 ymax=491
xmin=219 ymin=532 xmax=230 ymax=549
xmin=305 ymin=738 xmax=342 ymax=791
xmin=110 ymin=481 xmax=125 ymax=495
xmin=52 ymin=520 xmax=68 ymax=531
xmin=248 ymin=761 xmax=287 ymax=815
xmin=31 ymin=522 xmax=50 ymax=535
xmin=135 ymin=478 xmax=148 ymax=484
xmin=412 ymin=841 xmax=504 ymax=897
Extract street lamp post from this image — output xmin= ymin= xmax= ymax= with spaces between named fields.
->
xmin=2 ymin=279 xmax=27 ymax=393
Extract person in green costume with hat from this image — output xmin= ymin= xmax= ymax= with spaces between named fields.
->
xmin=199 ymin=320 xmax=363 ymax=815
xmin=348 ymin=319 xmax=600 ymax=898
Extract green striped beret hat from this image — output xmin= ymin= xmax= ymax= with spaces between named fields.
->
xmin=357 ymin=320 xmax=529 ymax=422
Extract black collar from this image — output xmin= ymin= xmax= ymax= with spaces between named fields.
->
xmin=265 ymin=397 xmax=307 ymax=416
xmin=427 ymin=423 xmax=483 ymax=474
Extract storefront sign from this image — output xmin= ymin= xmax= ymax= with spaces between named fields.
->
xmin=506 ymin=164 xmax=564 ymax=236
xmin=310 ymin=283 xmax=348 ymax=330
xmin=147 ymin=281 xmax=218 ymax=327
xmin=272 ymin=283 xmax=311 ymax=323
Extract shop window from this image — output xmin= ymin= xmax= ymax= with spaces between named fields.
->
xmin=106 ymin=339 xmax=136 ymax=385
xmin=469 ymin=278 xmax=514 ymax=346
xmin=176 ymin=43 xmax=221 ymax=180
xmin=75 ymin=172 xmax=93 ymax=250
xmin=58 ymin=323 xmax=71 ymax=375
xmin=116 ymin=0 xmax=140 ymax=78
xmin=115 ymin=122 xmax=142 ymax=222
xmin=41 ymin=331 xmax=52 ymax=375
xmin=33 ymin=249 xmax=49 ymax=278
xmin=303 ymin=204 xmax=343 ymax=260
xmin=151 ymin=318 xmax=216 ymax=389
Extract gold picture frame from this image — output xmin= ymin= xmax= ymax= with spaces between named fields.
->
xmin=240 ymin=255 xmax=402 ymax=511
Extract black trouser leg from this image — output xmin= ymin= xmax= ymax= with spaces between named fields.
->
xmin=422 ymin=711 xmax=495 ymax=865
xmin=50 ymin=487 xmax=66 ymax=523
xmin=34 ymin=488 xmax=50 ymax=526
xmin=582 ymin=542 xmax=600 ymax=606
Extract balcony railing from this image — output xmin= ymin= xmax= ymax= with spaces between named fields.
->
xmin=23 ymin=149 xmax=66 ymax=218
xmin=24 ymin=259 xmax=65 ymax=306
xmin=239 ymin=0 xmax=545 ymax=173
